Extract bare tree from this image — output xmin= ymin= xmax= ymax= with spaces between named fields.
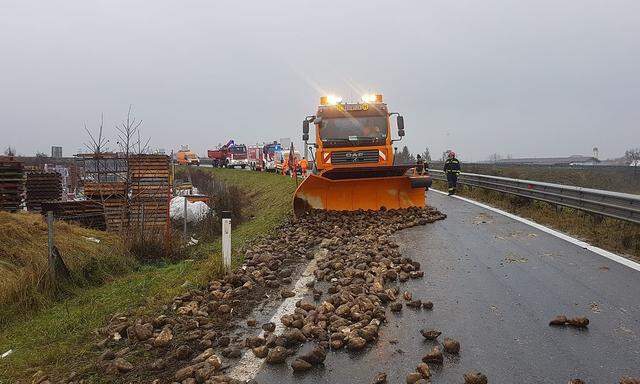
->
xmin=625 ymin=148 xmax=640 ymax=174
xmin=488 ymin=153 xmax=502 ymax=163
xmin=115 ymin=105 xmax=145 ymax=226
xmin=422 ymin=147 xmax=432 ymax=162
xmin=116 ymin=105 xmax=147 ymax=156
xmin=625 ymin=148 xmax=640 ymax=165
xmin=115 ymin=105 xmax=154 ymax=230
xmin=84 ymin=113 xmax=109 ymax=182
xmin=3 ymin=146 xmax=16 ymax=156
xmin=395 ymin=146 xmax=415 ymax=165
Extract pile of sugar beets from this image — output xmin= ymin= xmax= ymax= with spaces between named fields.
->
xmin=86 ymin=206 xmax=455 ymax=384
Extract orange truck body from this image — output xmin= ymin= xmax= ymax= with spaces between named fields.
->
xmin=293 ymin=95 xmax=431 ymax=215
xmin=176 ymin=149 xmax=200 ymax=166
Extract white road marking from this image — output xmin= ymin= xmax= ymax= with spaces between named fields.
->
xmin=430 ymin=189 xmax=640 ymax=272
xmin=228 ymin=257 xmax=318 ymax=381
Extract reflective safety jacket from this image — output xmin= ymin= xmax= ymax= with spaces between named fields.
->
xmin=444 ymin=158 xmax=461 ymax=174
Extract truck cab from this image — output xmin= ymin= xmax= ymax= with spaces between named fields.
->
xmin=293 ymin=93 xmax=430 ymax=215
xmin=262 ymin=142 xmax=282 ymax=172
xmin=246 ymin=145 xmax=263 ymax=171
xmin=226 ymin=144 xmax=248 ymax=169
xmin=304 ymin=94 xmax=403 ymax=175
xmin=177 ymin=149 xmax=200 ymax=166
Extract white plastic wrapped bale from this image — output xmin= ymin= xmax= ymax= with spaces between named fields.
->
xmin=170 ymin=196 xmax=211 ymax=223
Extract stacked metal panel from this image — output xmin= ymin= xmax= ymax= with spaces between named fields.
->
xmin=129 ymin=155 xmax=170 ymax=235
xmin=83 ymin=181 xmax=127 ymax=231
xmin=0 ymin=157 xmax=24 ymax=212
xmin=40 ymin=200 xmax=106 ymax=230
xmin=25 ymin=172 xmax=62 ymax=211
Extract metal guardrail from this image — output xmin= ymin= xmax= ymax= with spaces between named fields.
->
xmin=428 ymin=169 xmax=640 ymax=224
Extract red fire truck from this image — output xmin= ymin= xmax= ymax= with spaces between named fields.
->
xmin=247 ymin=145 xmax=264 ymax=171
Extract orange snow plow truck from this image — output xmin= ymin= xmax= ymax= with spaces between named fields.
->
xmin=293 ymin=94 xmax=431 ymax=216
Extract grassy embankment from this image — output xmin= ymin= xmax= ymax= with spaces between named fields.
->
xmin=0 ymin=213 xmax=134 ymax=324
xmin=431 ymin=169 xmax=640 ymax=261
xmin=0 ymin=168 xmax=296 ymax=383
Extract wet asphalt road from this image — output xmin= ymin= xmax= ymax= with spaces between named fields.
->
xmin=254 ymin=191 xmax=640 ymax=383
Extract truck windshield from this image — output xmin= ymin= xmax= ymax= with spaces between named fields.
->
xmin=230 ymin=146 xmax=246 ymax=153
xmin=320 ymin=116 xmax=387 ymax=146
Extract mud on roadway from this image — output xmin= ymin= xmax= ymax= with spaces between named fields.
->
xmin=50 ymin=206 xmax=445 ymax=384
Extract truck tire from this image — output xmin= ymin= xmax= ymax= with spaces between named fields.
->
xmin=241 ymin=165 xmax=246 ymax=169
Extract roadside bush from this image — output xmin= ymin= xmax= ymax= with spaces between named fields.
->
xmin=174 ymin=168 xmax=244 ymax=243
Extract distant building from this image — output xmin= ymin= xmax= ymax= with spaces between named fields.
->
xmin=51 ymin=146 xmax=62 ymax=158
xmin=489 ymin=155 xmax=600 ymax=166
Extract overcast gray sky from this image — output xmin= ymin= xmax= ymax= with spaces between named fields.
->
xmin=1 ymin=0 xmax=638 ymax=161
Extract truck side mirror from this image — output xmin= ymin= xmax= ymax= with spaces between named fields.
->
xmin=397 ymin=115 xmax=405 ymax=137
xmin=302 ymin=120 xmax=310 ymax=141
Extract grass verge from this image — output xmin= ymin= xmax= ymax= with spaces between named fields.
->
xmin=0 ymin=169 xmax=296 ymax=383
xmin=432 ymin=180 xmax=640 ymax=261
xmin=0 ymin=211 xmax=134 ymax=325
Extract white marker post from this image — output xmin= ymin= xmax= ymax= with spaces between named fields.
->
xmin=183 ymin=196 xmax=188 ymax=239
xmin=221 ymin=210 xmax=232 ymax=272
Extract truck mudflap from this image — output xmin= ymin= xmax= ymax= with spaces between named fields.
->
xmin=293 ymin=172 xmax=427 ymax=217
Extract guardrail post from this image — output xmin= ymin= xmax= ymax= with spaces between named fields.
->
xmin=222 ymin=210 xmax=232 ymax=272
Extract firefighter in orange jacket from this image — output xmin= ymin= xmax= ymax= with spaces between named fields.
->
xmin=281 ymin=157 xmax=289 ymax=175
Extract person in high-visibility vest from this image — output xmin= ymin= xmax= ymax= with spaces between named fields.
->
xmin=299 ymin=157 xmax=309 ymax=176
xmin=444 ymin=151 xmax=461 ymax=195
xmin=282 ymin=157 xmax=289 ymax=175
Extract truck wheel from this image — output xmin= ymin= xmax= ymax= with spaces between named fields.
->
xmin=241 ymin=165 xmax=246 ymax=169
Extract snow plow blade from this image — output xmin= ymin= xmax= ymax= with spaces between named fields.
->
xmin=293 ymin=166 xmax=431 ymax=217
